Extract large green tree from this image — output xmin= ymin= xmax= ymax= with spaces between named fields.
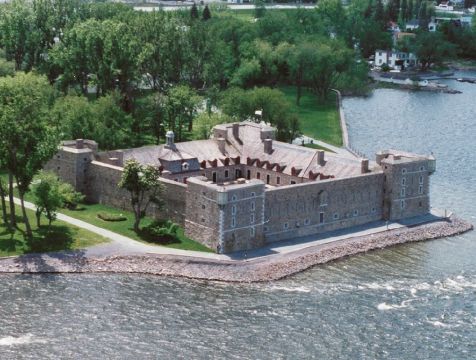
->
xmin=0 ymin=73 xmax=59 ymax=237
xmin=118 ymin=159 xmax=164 ymax=232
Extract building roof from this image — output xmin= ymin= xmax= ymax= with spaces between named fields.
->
xmin=116 ymin=122 xmax=371 ymax=180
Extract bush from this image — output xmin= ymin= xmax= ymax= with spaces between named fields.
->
xmin=140 ymin=220 xmax=180 ymax=244
xmin=58 ymin=183 xmax=85 ymax=209
xmin=97 ymin=212 xmax=127 ymax=222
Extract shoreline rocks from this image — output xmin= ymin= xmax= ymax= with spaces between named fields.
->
xmin=0 ymin=216 xmax=472 ymax=283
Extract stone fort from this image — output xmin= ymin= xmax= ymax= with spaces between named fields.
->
xmin=45 ymin=121 xmax=436 ymax=253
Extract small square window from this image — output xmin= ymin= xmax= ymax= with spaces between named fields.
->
xmin=202 ymin=205 xmax=206 ymax=209
xmin=291 ymin=181 xmax=296 ymax=185
xmin=333 ymin=213 xmax=339 ymax=220
xmin=232 ymin=195 xmax=238 ymax=201
xmin=402 ymin=168 xmax=407 ymax=174
xmin=251 ymin=192 xmax=255 ymax=197
xmin=304 ymin=219 xmax=310 ymax=225
xmin=353 ymin=210 xmax=359 ymax=217
xmin=371 ymin=207 xmax=377 ymax=213
xmin=283 ymin=222 xmax=289 ymax=230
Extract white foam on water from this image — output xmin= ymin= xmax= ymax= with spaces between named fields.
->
xmin=269 ymin=286 xmax=311 ymax=293
xmin=377 ymin=299 xmax=413 ymax=311
xmin=0 ymin=334 xmax=47 ymax=346
xmin=427 ymin=320 xmax=450 ymax=328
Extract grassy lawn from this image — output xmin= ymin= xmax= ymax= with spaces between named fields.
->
xmin=12 ymin=188 xmax=212 ymax=252
xmin=303 ymin=143 xmax=335 ymax=152
xmin=0 ymin=203 xmax=108 ymax=257
xmin=280 ymin=86 xmax=342 ymax=146
xmin=54 ymin=202 xmax=212 ymax=252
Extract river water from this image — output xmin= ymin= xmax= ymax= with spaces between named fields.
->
xmin=1 ymin=75 xmax=475 ymax=359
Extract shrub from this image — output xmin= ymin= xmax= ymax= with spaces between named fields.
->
xmin=58 ymin=183 xmax=85 ymax=209
xmin=97 ymin=212 xmax=127 ymax=222
xmin=140 ymin=220 xmax=180 ymax=244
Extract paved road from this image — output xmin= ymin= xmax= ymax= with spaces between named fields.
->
xmin=13 ymin=197 xmax=446 ymax=262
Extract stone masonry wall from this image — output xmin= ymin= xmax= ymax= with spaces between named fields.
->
xmin=264 ymin=173 xmax=385 ymax=243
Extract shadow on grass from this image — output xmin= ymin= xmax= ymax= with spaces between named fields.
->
xmin=137 ymin=224 xmax=181 ymax=246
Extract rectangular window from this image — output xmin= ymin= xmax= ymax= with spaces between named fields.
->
xmin=247 ymin=170 xmax=251 ymax=180
xmin=353 ymin=210 xmax=359 ymax=217
xmin=402 ymin=178 xmax=406 ymax=186
xmin=401 ymin=187 xmax=406 ymax=197
xmin=231 ymin=205 xmax=236 ymax=215
xmin=304 ymin=218 xmax=310 ymax=226
xmin=183 ymin=177 xmax=188 ymax=184
xmin=212 ymin=172 xmax=217 ymax=183
xmin=333 ymin=213 xmax=339 ymax=220
xmin=277 ymin=176 xmax=280 ymax=185
xmin=257 ymin=172 xmax=261 ymax=180
xmin=250 ymin=213 xmax=255 ymax=224
xmin=319 ymin=212 xmax=324 ymax=223
xmin=225 ymin=170 xmax=229 ymax=178
xmin=235 ymin=169 xmax=241 ymax=178
xmin=231 ymin=217 xmax=236 ymax=228
xmin=401 ymin=200 xmax=405 ymax=209
xmin=251 ymin=201 xmax=255 ymax=211
xmin=283 ymin=222 xmax=289 ymax=230
xmin=419 ymin=175 xmax=424 ymax=184
xmin=419 ymin=185 xmax=423 ymax=194
xmin=250 ymin=227 xmax=255 ymax=237
xmin=266 ymin=174 xmax=270 ymax=184
xmin=291 ymin=181 xmax=296 ymax=185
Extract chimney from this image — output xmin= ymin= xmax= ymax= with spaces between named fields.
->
xmin=361 ymin=159 xmax=369 ymax=173
xmin=264 ymin=139 xmax=273 ymax=154
xmin=232 ymin=123 xmax=240 ymax=139
xmin=217 ymin=137 xmax=226 ymax=154
xmin=76 ymin=139 xmax=84 ymax=149
xmin=165 ymin=131 xmax=175 ymax=149
xmin=317 ymin=150 xmax=325 ymax=166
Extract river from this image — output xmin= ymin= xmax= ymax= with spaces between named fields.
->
xmin=1 ymin=74 xmax=475 ymax=359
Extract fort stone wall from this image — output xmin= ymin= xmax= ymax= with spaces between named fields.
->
xmin=263 ymin=173 xmax=385 ymax=243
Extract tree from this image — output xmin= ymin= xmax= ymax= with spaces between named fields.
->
xmin=163 ymin=85 xmax=201 ymax=141
xmin=410 ymin=32 xmax=456 ymax=70
xmin=202 ymin=5 xmax=211 ymax=21
xmin=118 ymin=159 xmax=164 ymax=232
xmin=52 ymin=95 xmax=94 ymax=140
xmin=91 ymin=92 xmax=133 ymax=150
xmin=288 ymin=41 xmax=317 ymax=105
xmin=254 ymin=0 xmax=266 ymax=19
xmin=0 ymin=73 xmax=59 ymax=237
xmin=32 ymin=171 xmax=63 ymax=227
xmin=464 ymin=0 xmax=475 ymax=9
xmin=191 ymin=3 xmax=199 ymax=20
xmin=193 ymin=112 xmax=231 ymax=140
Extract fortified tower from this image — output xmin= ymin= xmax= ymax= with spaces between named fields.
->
xmin=44 ymin=139 xmax=97 ymax=193
xmin=185 ymin=177 xmax=266 ymax=253
xmin=378 ymin=150 xmax=436 ymax=220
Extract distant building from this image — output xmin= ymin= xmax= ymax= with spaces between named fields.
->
xmin=405 ymin=19 xmax=437 ymax=32
xmin=374 ymin=49 xmax=418 ymax=70
xmin=45 ymin=122 xmax=435 ymax=254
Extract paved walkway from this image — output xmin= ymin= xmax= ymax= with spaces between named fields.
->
xmin=13 ymin=197 xmax=446 ymax=263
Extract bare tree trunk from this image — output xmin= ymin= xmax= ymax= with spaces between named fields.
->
xmin=19 ymin=193 xmax=32 ymax=238
xmin=8 ymin=173 xmax=16 ymax=227
xmin=0 ymin=181 xmax=8 ymax=226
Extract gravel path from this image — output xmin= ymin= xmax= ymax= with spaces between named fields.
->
xmin=0 ymin=216 xmax=471 ymax=282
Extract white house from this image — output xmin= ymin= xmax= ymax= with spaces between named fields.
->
xmin=374 ymin=50 xmax=418 ymax=70
xmin=405 ymin=19 xmax=437 ymax=32
xmin=435 ymin=2 xmax=454 ymax=11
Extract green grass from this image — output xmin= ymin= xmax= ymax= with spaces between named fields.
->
xmin=12 ymin=188 xmax=212 ymax=252
xmin=0 ymin=203 xmax=108 ymax=257
xmin=280 ymin=86 xmax=342 ymax=146
xmin=303 ymin=143 xmax=335 ymax=153
xmin=56 ymin=203 xmax=212 ymax=252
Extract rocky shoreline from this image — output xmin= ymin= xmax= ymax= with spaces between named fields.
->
xmin=0 ymin=216 xmax=472 ymax=282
